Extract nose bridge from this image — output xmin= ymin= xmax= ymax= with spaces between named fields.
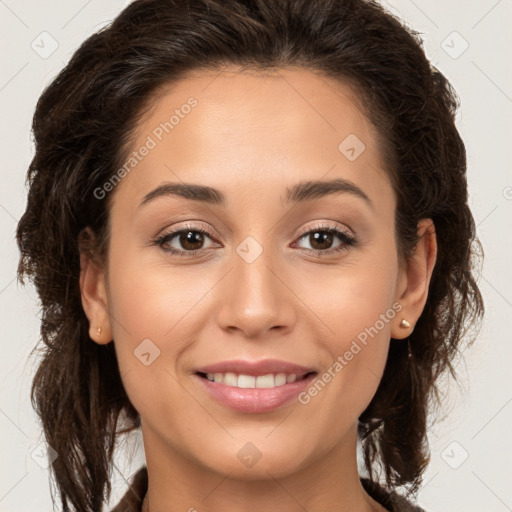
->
xmin=235 ymin=235 xmax=277 ymax=298
xmin=216 ymin=233 xmax=295 ymax=336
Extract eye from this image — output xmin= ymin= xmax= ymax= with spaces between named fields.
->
xmin=153 ymin=222 xmax=219 ymax=256
xmin=153 ymin=221 xmax=358 ymax=258
xmin=292 ymin=222 xmax=358 ymax=257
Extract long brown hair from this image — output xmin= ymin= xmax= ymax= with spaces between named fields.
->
xmin=16 ymin=0 xmax=484 ymax=510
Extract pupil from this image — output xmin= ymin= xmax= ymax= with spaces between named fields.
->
xmin=311 ymin=231 xmax=332 ymax=250
xmin=181 ymin=231 xmax=203 ymax=250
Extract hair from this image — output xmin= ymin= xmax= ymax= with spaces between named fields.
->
xmin=16 ymin=0 xmax=484 ymax=510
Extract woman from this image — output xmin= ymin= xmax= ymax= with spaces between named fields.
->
xmin=16 ymin=0 xmax=484 ymax=511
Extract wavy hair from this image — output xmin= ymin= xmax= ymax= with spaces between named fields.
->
xmin=16 ymin=0 xmax=484 ymax=510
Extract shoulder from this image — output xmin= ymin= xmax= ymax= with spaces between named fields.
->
xmin=110 ymin=466 xmax=148 ymax=512
xmin=360 ymin=477 xmax=428 ymax=512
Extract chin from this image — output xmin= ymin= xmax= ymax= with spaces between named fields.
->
xmin=189 ymin=437 xmax=313 ymax=481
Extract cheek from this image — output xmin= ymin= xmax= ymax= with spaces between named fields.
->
xmin=108 ymin=262 xmax=210 ymax=340
xmin=300 ymin=244 xmax=398 ymax=347
xmin=296 ymin=249 xmax=398 ymax=413
xmin=106 ymin=223 xmax=227 ymax=340
xmin=104 ymin=250 xmax=226 ymax=414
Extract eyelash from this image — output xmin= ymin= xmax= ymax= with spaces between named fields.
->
xmin=153 ymin=222 xmax=358 ymax=258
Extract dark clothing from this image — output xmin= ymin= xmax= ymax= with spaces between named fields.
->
xmin=111 ymin=466 xmax=427 ymax=512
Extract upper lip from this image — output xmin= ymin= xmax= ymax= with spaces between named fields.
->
xmin=195 ymin=358 xmax=316 ymax=377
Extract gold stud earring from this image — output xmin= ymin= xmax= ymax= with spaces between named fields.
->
xmin=97 ymin=326 xmax=102 ymax=337
xmin=399 ymin=319 xmax=411 ymax=329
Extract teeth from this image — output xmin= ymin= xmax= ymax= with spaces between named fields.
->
xmin=275 ymin=373 xmax=287 ymax=386
xmin=223 ymin=372 xmax=238 ymax=387
xmin=238 ymin=374 xmax=256 ymax=388
xmin=204 ymin=372 xmax=302 ymax=388
xmin=256 ymin=374 xmax=275 ymax=388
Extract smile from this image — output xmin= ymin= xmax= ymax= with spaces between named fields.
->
xmin=194 ymin=371 xmax=318 ymax=413
xmin=198 ymin=371 xmax=313 ymax=388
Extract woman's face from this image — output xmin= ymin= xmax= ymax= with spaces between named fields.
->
xmin=82 ymin=67 xmax=430 ymax=480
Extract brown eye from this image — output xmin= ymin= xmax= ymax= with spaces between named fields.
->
xmin=176 ymin=230 xmax=205 ymax=251
xmin=155 ymin=224 xmax=218 ymax=256
xmin=306 ymin=231 xmax=335 ymax=251
xmin=294 ymin=224 xmax=358 ymax=257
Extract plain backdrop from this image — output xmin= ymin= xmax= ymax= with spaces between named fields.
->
xmin=1 ymin=0 xmax=511 ymax=511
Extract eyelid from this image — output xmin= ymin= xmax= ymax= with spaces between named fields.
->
xmin=294 ymin=221 xmax=354 ymax=240
xmin=157 ymin=221 xmax=218 ymax=240
xmin=153 ymin=221 xmax=221 ymax=256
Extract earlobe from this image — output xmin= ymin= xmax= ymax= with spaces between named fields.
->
xmin=391 ymin=218 xmax=437 ymax=340
xmin=78 ymin=228 xmax=113 ymax=345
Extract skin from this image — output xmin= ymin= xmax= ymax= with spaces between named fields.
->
xmin=80 ymin=67 xmax=437 ymax=512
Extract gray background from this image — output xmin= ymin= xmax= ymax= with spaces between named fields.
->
xmin=1 ymin=0 xmax=511 ymax=510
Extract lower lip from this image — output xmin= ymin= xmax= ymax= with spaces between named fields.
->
xmin=194 ymin=373 xmax=317 ymax=413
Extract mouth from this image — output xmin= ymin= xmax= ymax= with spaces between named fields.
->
xmin=195 ymin=371 xmax=317 ymax=389
xmin=194 ymin=370 xmax=318 ymax=414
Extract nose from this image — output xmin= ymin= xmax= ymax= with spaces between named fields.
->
xmin=216 ymin=239 xmax=297 ymax=339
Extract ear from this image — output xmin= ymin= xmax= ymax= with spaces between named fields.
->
xmin=78 ymin=227 xmax=113 ymax=345
xmin=391 ymin=218 xmax=437 ymax=340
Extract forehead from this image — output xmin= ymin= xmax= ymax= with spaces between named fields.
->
xmin=113 ymin=66 xmax=394 ymax=214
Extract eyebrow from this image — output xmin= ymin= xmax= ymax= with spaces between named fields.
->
xmin=139 ymin=178 xmax=373 ymax=210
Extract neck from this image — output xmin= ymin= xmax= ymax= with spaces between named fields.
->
xmin=140 ymin=423 xmax=386 ymax=512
